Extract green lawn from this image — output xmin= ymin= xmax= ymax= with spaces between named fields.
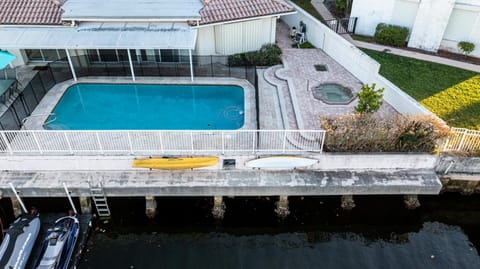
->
xmin=361 ymin=48 xmax=480 ymax=130
xmin=291 ymin=0 xmax=325 ymax=22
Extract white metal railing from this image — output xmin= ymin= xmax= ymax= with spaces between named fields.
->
xmin=443 ymin=127 xmax=480 ymax=152
xmin=0 ymin=130 xmax=326 ymax=155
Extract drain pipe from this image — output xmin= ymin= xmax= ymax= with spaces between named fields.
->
xmin=9 ymin=183 xmax=27 ymax=214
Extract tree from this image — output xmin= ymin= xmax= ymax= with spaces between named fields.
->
xmin=458 ymin=41 xmax=475 ymax=58
xmin=354 ymin=83 xmax=384 ymax=113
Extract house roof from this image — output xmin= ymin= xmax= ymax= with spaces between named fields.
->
xmin=0 ymin=0 xmax=294 ymax=26
xmin=195 ymin=0 xmax=295 ymax=26
xmin=0 ymin=0 xmax=63 ymax=25
xmin=62 ymin=0 xmax=203 ymax=21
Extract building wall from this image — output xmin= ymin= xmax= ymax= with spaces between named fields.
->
xmin=194 ymin=26 xmax=216 ymax=55
xmin=211 ymin=17 xmax=277 ymax=55
xmin=408 ymin=0 xmax=455 ymax=52
xmin=350 ymin=0 xmax=396 ymax=36
xmin=351 ymin=0 xmax=480 ymax=57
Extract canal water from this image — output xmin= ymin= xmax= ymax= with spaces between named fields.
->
xmin=58 ymin=194 xmax=480 ymax=268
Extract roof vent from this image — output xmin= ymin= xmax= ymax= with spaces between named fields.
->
xmin=51 ymin=0 xmax=65 ymax=7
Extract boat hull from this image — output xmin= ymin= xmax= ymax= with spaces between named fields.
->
xmin=245 ymin=156 xmax=318 ymax=169
xmin=34 ymin=215 xmax=80 ymax=269
xmin=132 ymin=157 xmax=219 ymax=170
xmin=0 ymin=213 xmax=41 ymax=269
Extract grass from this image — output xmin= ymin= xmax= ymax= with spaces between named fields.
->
xmin=291 ymin=0 xmax=325 ymax=22
xmin=351 ymin=34 xmax=374 ymax=43
xmin=361 ymin=48 xmax=480 ymax=130
xmin=291 ymin=41 xmax=316 ymax=49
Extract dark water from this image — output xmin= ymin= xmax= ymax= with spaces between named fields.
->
xmin=78 ymin=194 xmax=480 ymax=269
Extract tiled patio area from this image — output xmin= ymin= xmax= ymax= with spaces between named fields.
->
xmin=263 ymin=21 xmax=398 ymax=130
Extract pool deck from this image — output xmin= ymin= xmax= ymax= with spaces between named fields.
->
xmin=24 ymin=76 xmax=257 ymax=131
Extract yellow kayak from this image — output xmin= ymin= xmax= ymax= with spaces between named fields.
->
xmin=132 ymin=157 xmax=219 ymax=170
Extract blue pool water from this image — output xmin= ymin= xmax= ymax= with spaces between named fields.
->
xmin=44 ymin=83 xmax=245 ymax=130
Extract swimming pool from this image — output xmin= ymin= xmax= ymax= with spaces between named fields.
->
xmin=44 ymin=83 xmax=245 ymax=130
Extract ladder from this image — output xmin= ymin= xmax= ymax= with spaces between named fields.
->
xmin=88 ymin=180 xmax=111 ymax=218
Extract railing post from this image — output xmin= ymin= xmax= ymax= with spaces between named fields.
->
xmin=457 ymin=129 xmax=468 ymax=151
xmin=252 ymin=131 xmax=256 ymax=154
xmin=158 ymin=132 xmax=164 ymax=154
xmin=95 ymin=132 xmax=104 ymax=154
xmin=190 ymin=131 xmax=194 ymax=154
xmin=127 ymin=132 xmax=134 ymax=155
xmin=221 ymin=131 xmax=225 ymax=155
xmin=282 ymin=130 xmax=287 ymax=153
xmin=0 ymin=131 xmax=13 ymax=155
xmin=320 ymin=131 xmax=326 ymax=153
xmin=64 ymin=132 xmax=73 ymax=154
xmin=65 ymin=49 xmax=77 ymax=81
xmin=352 ymin=17 xmax=358 ymax=34
xmin=31 ymin=131 xmax=43 ymax=154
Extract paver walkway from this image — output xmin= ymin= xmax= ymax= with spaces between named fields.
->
xmin=308 ymin=0 xmax=480 ymax=73
xmin=270 ymin=21 xmax=397 ymax=130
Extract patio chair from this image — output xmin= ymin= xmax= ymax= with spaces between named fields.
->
xmin=293 ymin=32 xmax=306 ymax=48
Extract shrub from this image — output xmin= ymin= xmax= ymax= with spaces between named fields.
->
xmin=320 ymin=114 xmax=451 ymax=152
xmin=458 ymin=41 xmax=475 ymax=56
xmin=373 ymin=23 xmax=409 ymax=47
xmin=355 ymin=83 xmax=384 ymax=113
xmin=228 ymin=44 xmax=282 ymax=66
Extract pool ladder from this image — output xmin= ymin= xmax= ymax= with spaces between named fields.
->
xmin=88 ymin=180 xmax=111 ymax=219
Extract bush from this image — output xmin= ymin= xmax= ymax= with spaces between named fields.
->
xmin=355 ymin=83 xmax=384 ymax=113
xmin=320 ymin=114 xmax=451 ymax=152
xmin=228 ymin=44 xmax=282 ymax=66
xmin=458 ymin=41 xmax=475 ymax=56
xmin=373 ymin=23 xmax=409 ymax=47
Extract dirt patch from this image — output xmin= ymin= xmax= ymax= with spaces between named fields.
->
xmin=437 ymin=50 xmax=480 ymax=65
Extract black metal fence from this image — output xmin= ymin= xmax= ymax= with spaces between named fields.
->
xmin=0 ymin=55 xmax=258 ymax=130
xmin=325 ymin=17 xmax=357 ymax=34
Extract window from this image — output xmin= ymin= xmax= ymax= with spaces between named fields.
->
xmin=25 ymin=49 xmax=66 ymax=62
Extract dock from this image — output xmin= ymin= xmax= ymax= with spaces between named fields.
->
xmin=27 ymin=213 xmax=93 ymax=269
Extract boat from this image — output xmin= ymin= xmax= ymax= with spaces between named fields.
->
xmin=245 ymin=156 xmax=318 ymax=169
xmin=34 ymin=213 xmax=80 ymax=269
xmin=132 ymin=156 xmax=219 ymax=170
xmin=0 ymin=208 xmax=41 ymax=269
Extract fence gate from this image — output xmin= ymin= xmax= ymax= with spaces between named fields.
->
xmin=325 ymin=17 xmax=357 ymax=34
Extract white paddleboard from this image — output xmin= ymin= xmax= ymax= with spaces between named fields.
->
xmin=245 ymin=156 xmax=318 ymax=169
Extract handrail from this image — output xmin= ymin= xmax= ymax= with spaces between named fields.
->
xmin=0 ymin=129 xmax=326 ymax=155
xmin=21 ymin=113 xmax=57 ymax=125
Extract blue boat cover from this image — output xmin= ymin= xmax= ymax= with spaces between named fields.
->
xmin=0 ymin=51 xmax=16 ymax=69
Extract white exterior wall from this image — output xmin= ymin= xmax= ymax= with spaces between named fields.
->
xmin=5 ymin=49 xmax=28 ymax=67
xmin=213 ymin=17 xmax=277 ymax=55
xmin=408 ymin=0 xmax=455 ymax=52
xmin=194 ymin=26 xmax=216 ymax=55
xmin=350 ymin=0 xmax=396 ymax=35
xmin=351 ymin=0 xmax=480 ymax=56
xmin=440 ymin=2 xmax=480 ymax=57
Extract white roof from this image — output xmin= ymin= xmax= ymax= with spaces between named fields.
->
xmin=0 ymin=23 xmax=197 ymax=49
xmin=62 ymin=0 xmax=203 ymax=20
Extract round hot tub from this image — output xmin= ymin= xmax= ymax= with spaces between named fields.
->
xmin=313 ymin=83 xmax=355 ymax=105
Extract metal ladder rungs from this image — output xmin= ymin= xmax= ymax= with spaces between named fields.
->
xmin=88 ymin=181 xmax=111 ymax=218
